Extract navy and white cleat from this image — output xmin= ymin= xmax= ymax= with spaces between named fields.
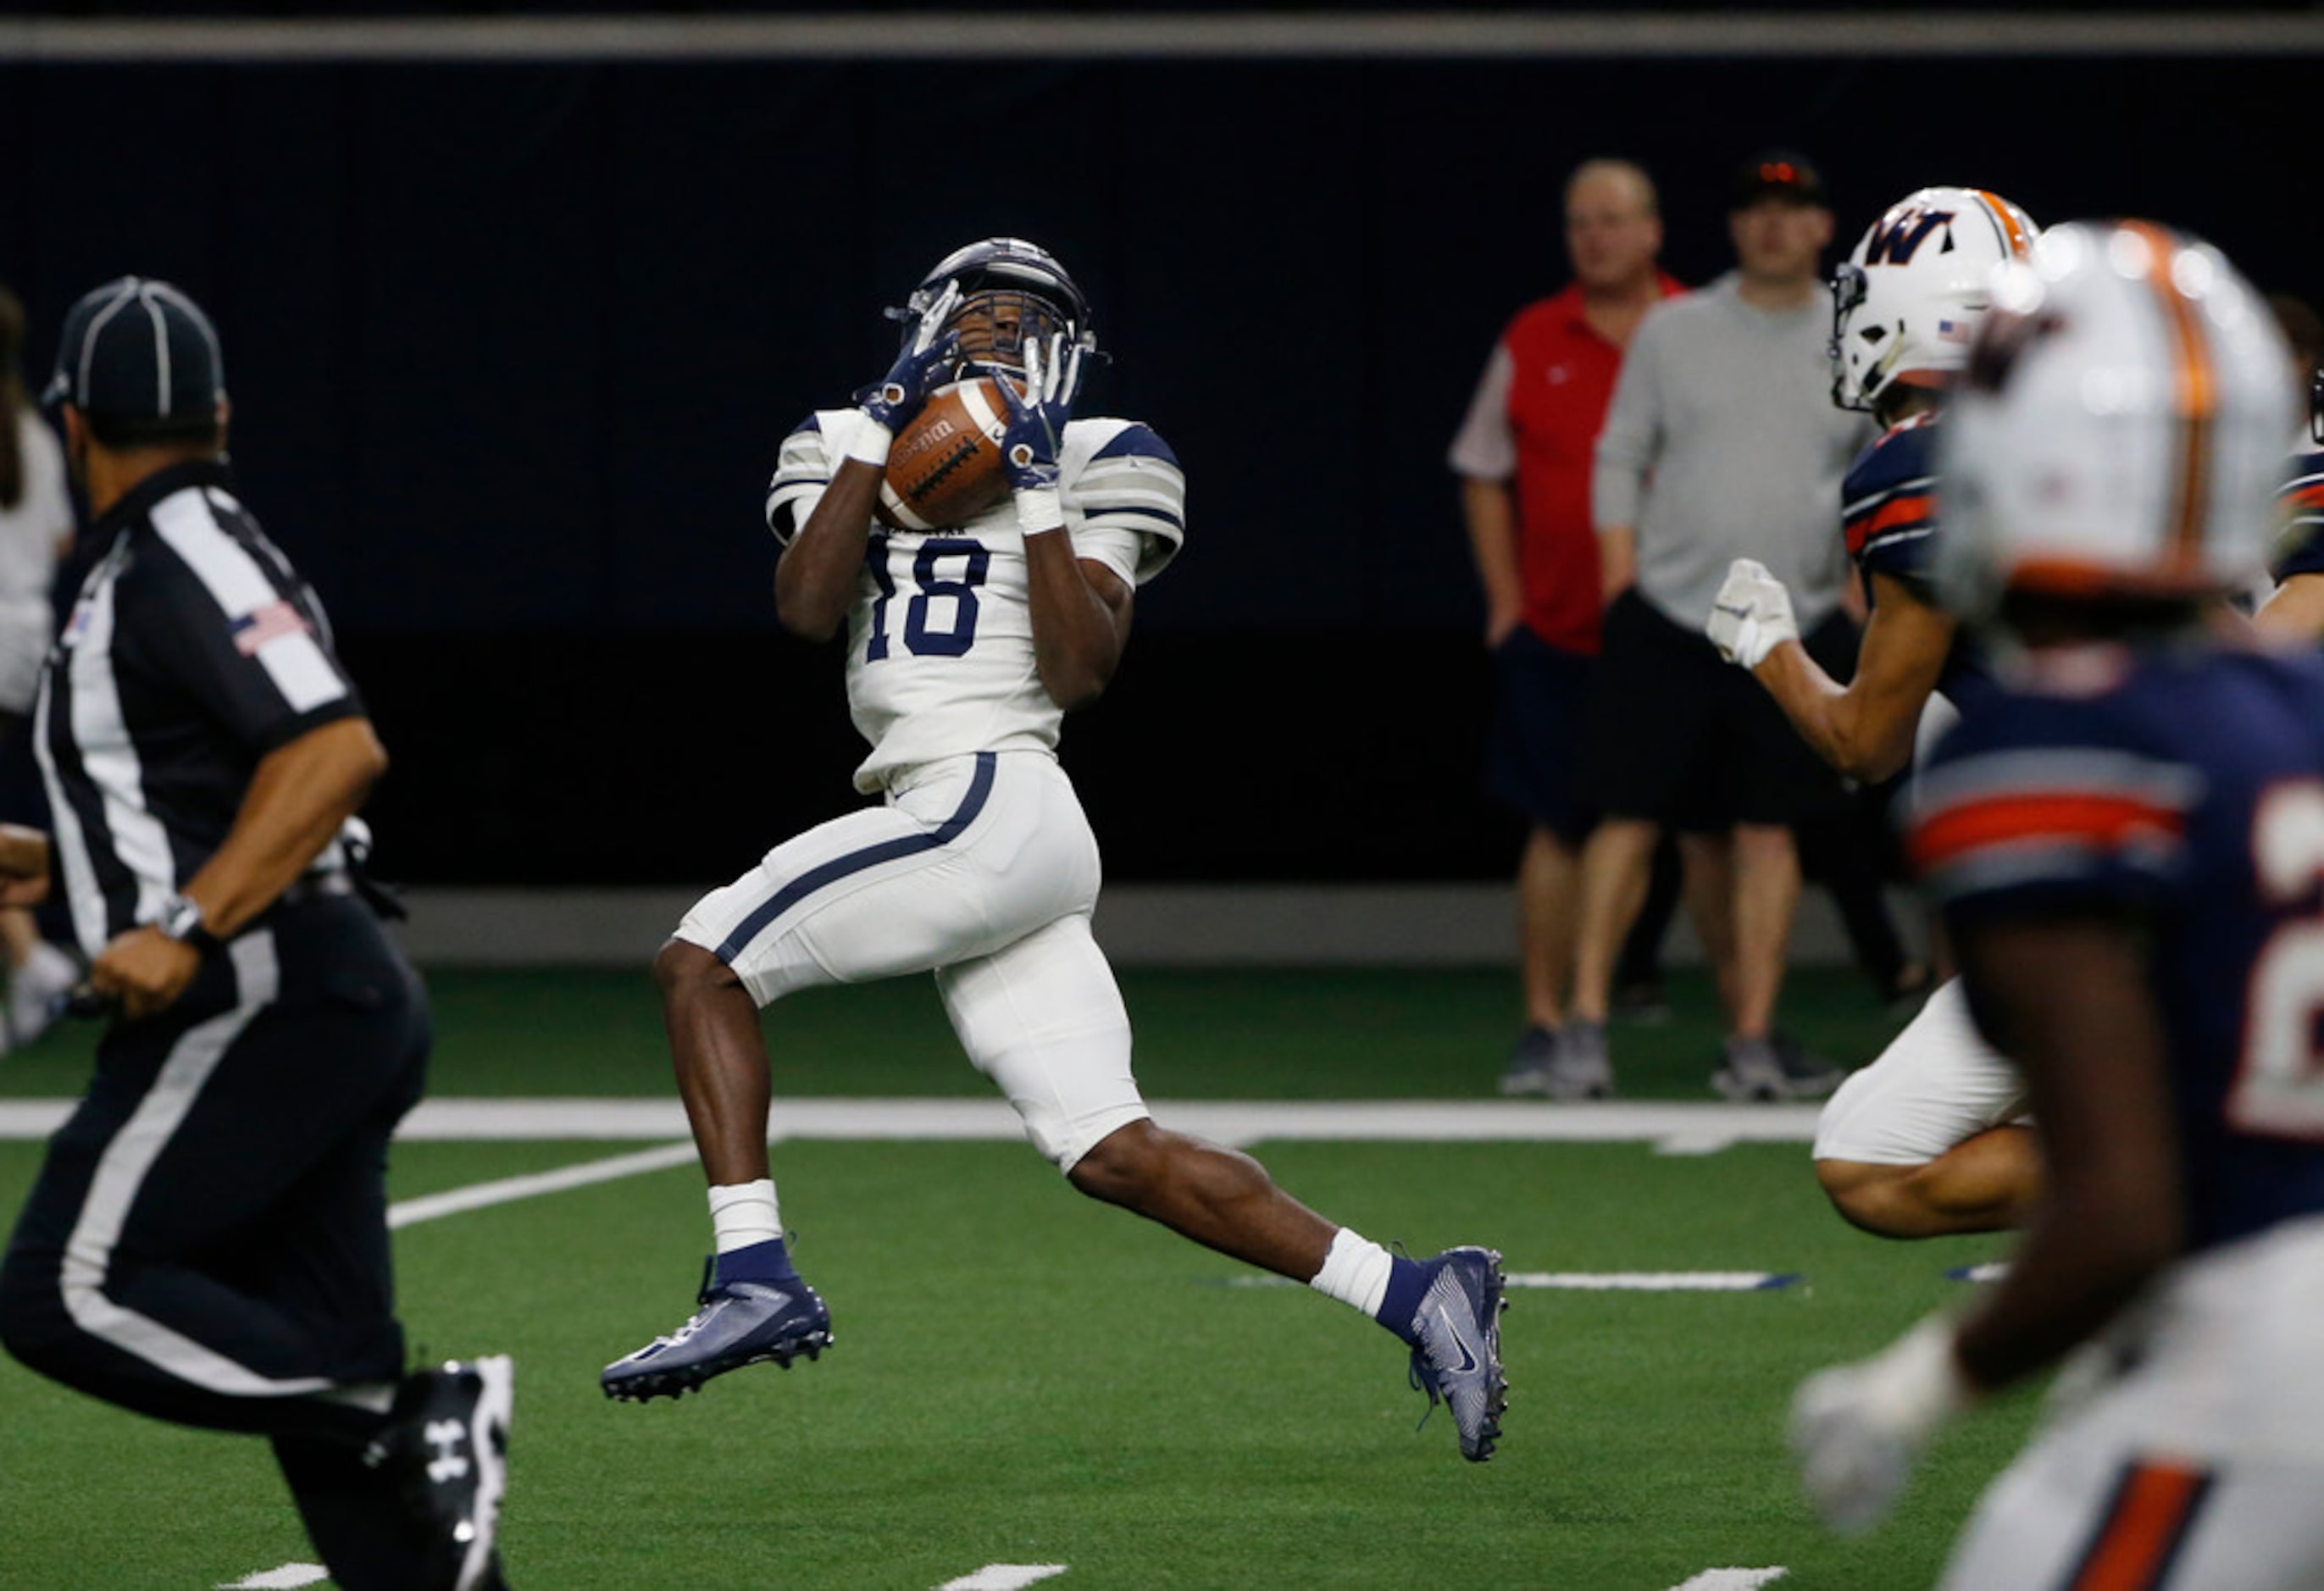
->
xmin=601 ymin=1269 xmax=832 ymax=1402
xmin=366 ymin=1355 xmax=514 ymax=1591
xmin=1406 ymin=1246 xmax=1509 ymax=1462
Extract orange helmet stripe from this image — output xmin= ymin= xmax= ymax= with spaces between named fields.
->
xmin=2120 ymin=219 xmax=2218 ymax=563
xmin=1971 ymin=191 xmax=2032 ymax=259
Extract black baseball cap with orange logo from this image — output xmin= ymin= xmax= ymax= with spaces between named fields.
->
xmin=1730 ymin=151 xmax=1829 ymax=211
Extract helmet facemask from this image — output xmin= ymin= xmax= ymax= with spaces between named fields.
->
xmin=935 ymin=284 xmax=1079 ymax=380
xmin=1827 ymin=260 xmax=1883 ymax=412
xmin=890 ymin=239 xmax=1100 ymax=387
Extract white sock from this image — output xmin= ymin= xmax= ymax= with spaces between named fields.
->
xmin=708 ymin=1179 xmax=782 ymax=1252
xmin=1307 ymin=1227 xmax=1394 ymax=1317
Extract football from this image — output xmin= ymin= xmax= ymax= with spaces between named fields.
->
xmin=877 ymin=376 xmax=1015 ymax=530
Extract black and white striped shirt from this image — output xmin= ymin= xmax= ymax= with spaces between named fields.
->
xmin=35 ymin=460 xmax=365 ymax=956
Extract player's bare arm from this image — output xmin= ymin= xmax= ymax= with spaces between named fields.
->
xmin=1754 ymin=571 xmax=1954 ymax=782
xmin=1789 ymin=906 xmax=2184 ymax=1533
xmin=1025 ymin=540 xmax=1131 ymax=711
xmin=1948 ymin=911 xmax=2183 ymax=1389
xmin=1459 ymin=475 xmax=1525 ymax=646
xmin=2255 ymin=570 xmax=2324 ymax=641
xmin=94 ymin=715 xmax=389 ymax=1018
xmin=774 ymin=461 xmax=882 ymax=640
xmin=777 ymin=278 xmax=965 ymax=641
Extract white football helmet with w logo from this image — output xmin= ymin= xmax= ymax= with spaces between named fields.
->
xmin=1830 ymin=186 xmax=2040 ymax=413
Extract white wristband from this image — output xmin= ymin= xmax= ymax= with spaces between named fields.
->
xmin=839 ymin=409 xmax=894 ymax=468
xmin=1015 ymin=486 xmax=1066 ymax=536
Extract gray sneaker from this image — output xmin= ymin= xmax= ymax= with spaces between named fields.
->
xmin=1497 ymin=1025 xmax=1559 ymax=1096
xmin=1545 ymin=1019 xmax=1613 ymax=1100
xmin=1711 ymin=1034 xmax=1841 ymax=1102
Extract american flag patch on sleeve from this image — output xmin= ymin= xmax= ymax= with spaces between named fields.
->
xmin=230 ymin=599 xmax=312 ymax=657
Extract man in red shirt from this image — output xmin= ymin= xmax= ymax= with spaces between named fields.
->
xmin=1450 ymin=158 xmax=1684 ymax=1097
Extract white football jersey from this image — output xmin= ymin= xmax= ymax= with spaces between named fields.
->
xmin=768 ymin=412 xmax=1186 ymax=792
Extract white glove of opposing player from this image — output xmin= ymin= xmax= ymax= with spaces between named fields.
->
xmin=1706 ymin=557 xmax=1800 ymax=668
xmin=1789 ymin=1315 xmax=1975 ymax=1535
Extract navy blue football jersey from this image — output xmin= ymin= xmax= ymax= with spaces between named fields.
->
xmin=1843 ymin=413 xmax=1941 ymax=593
xmin=1911 ymin=644 xmax=2324 ymax=1253
xmin=1841 ymin=413 xmax=1994 ymax=712
xmin=2272 ymin=447 xmax=2324 ymax=582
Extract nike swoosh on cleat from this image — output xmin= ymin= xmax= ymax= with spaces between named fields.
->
xmin=1434 ymin=1304 xmax=1481 ymax=1376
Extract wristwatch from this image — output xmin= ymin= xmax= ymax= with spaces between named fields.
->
xmin=158 ymin=893 xmax=222 ymax=953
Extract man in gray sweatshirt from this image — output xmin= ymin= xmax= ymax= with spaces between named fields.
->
xmin=1561 ymin=152 xmax=1874 ymax=1102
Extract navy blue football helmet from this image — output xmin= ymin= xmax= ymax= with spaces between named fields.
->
xmin=892 ymin=237 xmax=1095 ymax=377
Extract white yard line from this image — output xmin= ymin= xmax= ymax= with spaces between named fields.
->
xmin=1670 ymin=1571 xmax=1789 ymax=1590
xmin=1 ymin=1097 xmax=1823 ymax=1152
xmin=1229 ymin=1272 xmax=1798 ymax=1293
xmin=1507 ymin=1272 xmax=1799 ymax=1291
xmin=935 ymin=1567 xmax=1068 ymax=1591
xmin=387 ymin=1142 xmax=702 ymax=1228
xmin=17 ymin=1098 xmax=1826 ymax=1235
xmin=216 ymin=1567 xmax=328 ymax=1589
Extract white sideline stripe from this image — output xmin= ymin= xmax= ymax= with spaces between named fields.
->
xmin=387 ymin=1142 xmax=702 ymax=1229
xmin=936 ymin=1567 xmax=1068 ymax=1591
xmin=1670 ymin=1572 xmax=1789 ymax=1590
xmin=0 ymin=1098 xmax=1822 ymax=1151
xmin=218 ymin=1567 xmax=328 ymax=1589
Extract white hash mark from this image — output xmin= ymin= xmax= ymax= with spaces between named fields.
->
xmin=218 ymin=1567 xmax=330 ymax=1589
xmin=1669 ymin=1570 xmax=1789 ymax=1590
xmin=935 ymin=1566 xmax=1069 ymax=1590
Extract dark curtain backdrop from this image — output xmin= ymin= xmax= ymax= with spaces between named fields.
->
xmin=0 ymin=51 xmax=2305 ymax=881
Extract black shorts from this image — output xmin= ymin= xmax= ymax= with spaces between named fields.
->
xmin=1484 ymin=626 xmax=1597 ymax=845
xmin=1583 ymin=589 xmax=1852 ymax=831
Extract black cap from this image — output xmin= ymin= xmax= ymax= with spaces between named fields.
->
xmin=42 ymin=276 xmax=225 ymax=431
xmin=1729 ymin=150 xmax=1828 ymax=211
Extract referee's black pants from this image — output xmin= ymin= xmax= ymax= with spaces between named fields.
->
xmin=0 ymin=893 xmax=437 ymax=1584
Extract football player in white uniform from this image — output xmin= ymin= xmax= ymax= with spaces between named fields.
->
xmin=1791 ymin=222 xmax=2324 ymax=1588
xmin=1708 ymin=188 xmax=2044 ymax=1238
xmin=599 ymin=239 xmax=1509 ymax=1462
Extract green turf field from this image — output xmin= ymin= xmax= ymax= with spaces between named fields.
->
xmin=0 ymin=967 xmax=2033 ymax=1589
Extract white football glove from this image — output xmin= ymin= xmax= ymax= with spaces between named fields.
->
xmin=1789 ymin=1315 xmax=1975 ymax=1535
xmin=1706 ymin=557 xmax=1800 ymax=669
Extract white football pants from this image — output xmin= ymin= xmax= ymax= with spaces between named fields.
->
xmin=674 ymin=750 xmax=1147 ymax=1169
xmin=1942 ymin=1216 xmax=2324 ymax=1588
xmin=1812 ymin=978 xmax=2029 ymax=1166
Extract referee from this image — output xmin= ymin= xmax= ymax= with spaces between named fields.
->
xmin=0 ymin=278 xmax=513 ymax=1590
